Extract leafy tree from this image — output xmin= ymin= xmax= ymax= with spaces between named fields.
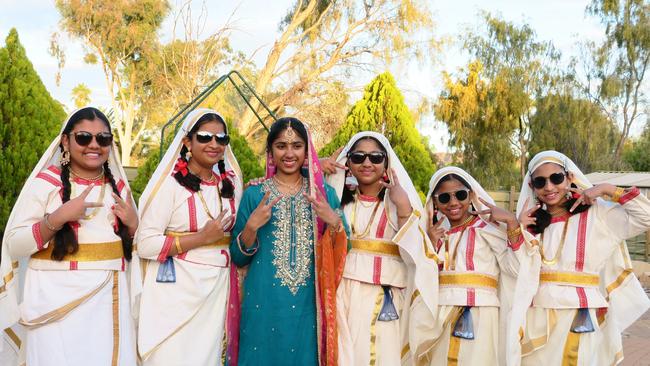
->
xmin=435 ymin=61 xmax=519 ymax=189
xmin=0 ymin=29 xmax=66 ymax=240
xmin=582 ymin=0 xmax=649 ymax=164
xmin=623 ymin=122 xmax=650 ymax=171
xmin=71 ymin=83 xmax=91 ymax=108
xmin=54 ymin=0 xmax=170 ymax=166
xmin=237 ymin=0 xmax=439 ymax=142
xmin=529 ymin=93 xmax=618 ymax=172
xmin=320 ymin=72 xmax=436 ymax=196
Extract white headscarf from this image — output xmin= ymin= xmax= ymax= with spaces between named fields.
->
xmin=0 ymin=106 xmax=136 ymax=331
xmin=424 ymin=166 xmax=496 ymax=229
xmin=516 ymin=150 xmax=592 ymax=217
xmin=326 ymin=131 xmax=423 ymax=225
xmin=137 ymin=108 xmax=243 ymax=217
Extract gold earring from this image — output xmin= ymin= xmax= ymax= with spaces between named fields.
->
xmin=60 ymin=150 xmax=70 ymax=166
xmin=185 ymin=150 xmax=192 ymax=160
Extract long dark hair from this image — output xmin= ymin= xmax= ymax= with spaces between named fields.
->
xmin=528 ymin=180 xmax=590 ymax=234
xmin=174 ymin=113 xmax=234 ymax=198
xmin=429 ymin=173 xmax=473 ymax=225
xmin=53 ymin=107 xmax=132 ymax=261
xmin=341 ymin=136 xmax=389 ymax=207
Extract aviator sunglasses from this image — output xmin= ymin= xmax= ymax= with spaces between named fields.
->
xmin=70 ymin=131 xmax=113 ymax=147
xmin=434 ymin=189 xmax=470 ymax=204
xmin=195 ymin=131 xmax=230 ymax=146
xmin=531 ymin=172 xmax=566 ymax=189
xmin=348 ymin=151 xmax=386 ymax=165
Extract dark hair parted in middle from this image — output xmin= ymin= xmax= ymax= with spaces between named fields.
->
xmin=174 ymin=113 xmax=234 ymax=198
xmin=265 ymin=117 xmax=309 ymax=153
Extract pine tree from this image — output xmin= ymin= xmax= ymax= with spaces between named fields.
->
xmin=130 ymin=120 xmax=264 ymax=202
xmin=0 ymin=29 xmax=66 ymax=241
xmin=320 ymin=72 xmax=436 ymax=197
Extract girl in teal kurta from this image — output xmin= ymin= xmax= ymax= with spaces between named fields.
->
xmin=230 ymin=117 xmax=349 ymax=366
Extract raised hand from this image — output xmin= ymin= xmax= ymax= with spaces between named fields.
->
xmin=569 ymin=184 xmax=615 ymax=212
xmin=244 ymin=177 xmax=265 ymax=189
xmin=471 ymin=197 xmax=519 ymax=226
xmin=57 ymin=185 xmax=104 ymax=222
xmin=199 ymin=209 xmax=234 ymax=243
xmin=320 ymin=146 xmax=347 ymax=175
xmin=111 ymin=189 xmax=138 ymax=232
xmin=246 ymin=191 xmax=282 ymax=231
xmin=517 ymin=198 xmax=539 ymax=228
xmin=303 ymin=189 xmax=341 ymax=227
xmin=426 ymin=206 xmax=446 ymax=246
xmin=380 ymin=168 xmax=412 ymax=216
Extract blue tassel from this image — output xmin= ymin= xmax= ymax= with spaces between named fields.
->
xmin=570 ymin=308 xmax=595 ymax=333
xmin=452 ymin=306 xmax=475 ymax=339
xmin=377 ymin=286 xmax=399 ymax=322
xmin=156 ymin=257 xmax=176 ymax=283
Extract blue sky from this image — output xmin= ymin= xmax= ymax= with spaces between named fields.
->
xmin=0 ymin=0 xmax=606 ymax=151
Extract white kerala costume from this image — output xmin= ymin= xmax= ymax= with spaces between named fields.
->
xmin=415 ymin=167 xmax=534 ymax=366
xmin=136 ymin=109 xmax=243 ymax=365
xmin=0 ymin=108 xmax=140 ymax=366
xmin=327 ymin=131 xmax=439 ymax=366
xmin=506 ymin=151 xmax=650 ymax=366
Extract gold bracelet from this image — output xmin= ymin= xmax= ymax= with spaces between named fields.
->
xmin=174 ymin=236 xmax=184 ymax=255
xmin=507 ymin=226 xmax=522 ymax=237
xmin=610 ymin=187 xmax=626 ymax=203
xmin=44 ymin=214 xmax=62 ymax=231
xmin=329 ymin=219 xmax=343 ymax=234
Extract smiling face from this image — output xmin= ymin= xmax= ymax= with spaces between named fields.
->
xmin=347 ymin=138 xmax=387 ymax=187
xmin=61 ymin=118 xmax=111 ymax=176
xmin=270 ymin=128 xmax=307 ymax=176
xmin=184 ymin=120 xmax=226 ymax=170
xmin=530 ymin=162 xmax=571 ymax=208
xmin=433 ymin=177 xmax=473 ymax=225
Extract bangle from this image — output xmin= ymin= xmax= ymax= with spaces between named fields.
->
xmin=507 ymin=226 xmax=522 ymax=237
xmin=44 ymin=214 xmax=62 ymax=231
xmin=174 ymin=236 xmax=184 ymax=255
xmin=610 ymin=187 xmax=625 ymax=203
xmin=329 ymin=219 xmax=343 ymax=234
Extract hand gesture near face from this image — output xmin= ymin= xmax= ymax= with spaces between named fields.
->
xmin=58 ymin=185 xmax=104 ymax=222
xmin=111 ymin=189 xmax=138 ymax=232
xmin=381 ymin=168 xmax=412 ymax=215
xmin=246 ymin=192 xmax=283 ymax=231
xmin=304 ymin=189 xmax=341 ymax=227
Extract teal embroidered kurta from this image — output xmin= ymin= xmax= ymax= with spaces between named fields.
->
xmin=230 ymin=179 xmax=344 ymax=366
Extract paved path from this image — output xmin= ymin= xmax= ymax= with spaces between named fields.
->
xmin=621 ymin=293 xmax=650 ymax=366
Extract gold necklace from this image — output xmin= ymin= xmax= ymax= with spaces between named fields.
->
xmin=351 ymin=198 xmax=382 ymax=239
xmin=71 ymin=179 xmax=106 ymax=220
xmin=355 ymin=188 xmax=381 ymax=208
xmin=197 ymin=186 xmax=222 ymax=220
xmin=444 ymin=215 xmax=476 ymax=271
xmin=539 ymin=218 xmax=570 ymax=266
xmin=70 ymin=168 xmax=104 ymax=181
xmin=273 ymin=176 xmax=303 ymax=194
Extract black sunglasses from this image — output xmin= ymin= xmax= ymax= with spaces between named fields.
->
xmin=434 ymin=189 xmax=470 ymax=204
xmin=195 ymin=131 xmax=230 ymax=146
xmin=71 ymin=131 xmax=113 ymax=147
xmin=531 ymin=172 xmax=566 ymax=189
xmin=348 ymin=151 xmax=386 ymax=165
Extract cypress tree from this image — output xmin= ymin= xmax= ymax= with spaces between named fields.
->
xmin=0 ymin=29 xmax=66 ymax=241
xmin=320 ymin=72 xmax=436 ymax=197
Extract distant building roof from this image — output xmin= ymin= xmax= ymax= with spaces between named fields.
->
xmin=586 ymin=171 xmax=650 ymax=188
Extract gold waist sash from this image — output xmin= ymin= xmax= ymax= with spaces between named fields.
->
xmin=31 ymin=241 xmax=124 ymax=261
xmin=439 ymin=272 xmax=498 ymax=289
xmin=350 ymin=239 xmax=400 ymax=256
xmin=164 ymin=231 xmax=230 ymax=248
xmin=539 ymin=271 xmax=600 ymax=287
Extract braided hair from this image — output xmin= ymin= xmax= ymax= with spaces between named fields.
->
xmin=53 ymin=107 xmax=132 ymax=261
xmin=341 ymin=136 xmax=389 ymax=207
xmin=173 ymin=113 xmax=234 ymax=198
xmin=527 ymin=181 xmax=590 ymax=234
